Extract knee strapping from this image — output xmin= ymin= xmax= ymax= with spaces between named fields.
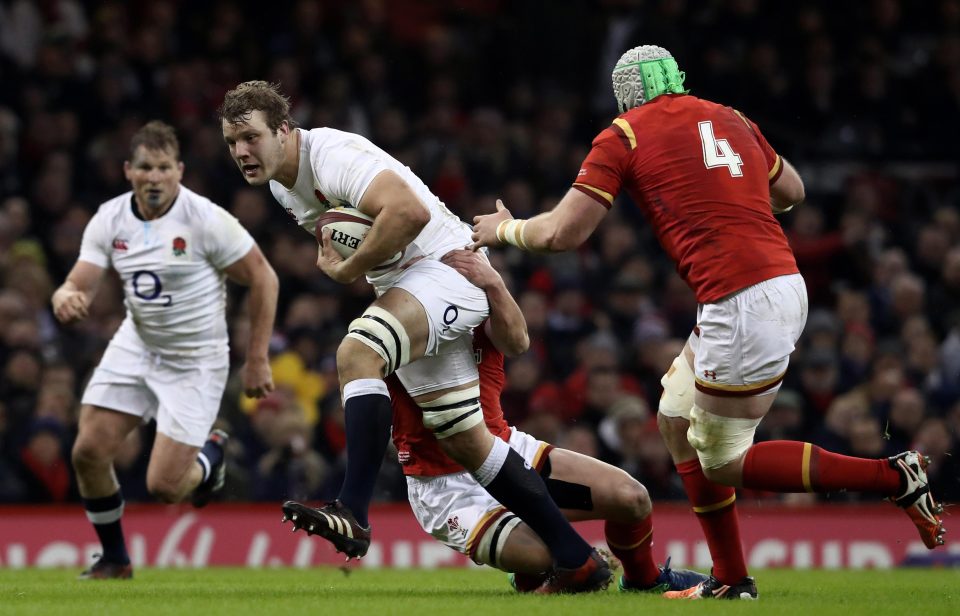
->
xmin=658 ymin=354 xmax=695 ymax=419
xmin=346 ymin=306 xmax=411 ymax=377
xmin=419 ymin=385 xmax=483 ymax=439
xmin=473 ymin=513 xmax=522 ymax=568
xmin=686 ymin=405 xmax=760 ymax=470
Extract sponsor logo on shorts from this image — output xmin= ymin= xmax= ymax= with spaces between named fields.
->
xmin=398 ymin=450 xmax=411 ymax=465
xmin=703 ymin=369 xmax=717 ymax=380
xmin=314 ymin=189 xmax=331 ymax=207
xmin=172 ymin=237 xmax=187 ymax=257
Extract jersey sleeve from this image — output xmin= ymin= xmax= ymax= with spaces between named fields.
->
xmin=313 ymin=136 xmax=388 ymax=208
xmin=732 ymin=109 xmax=783 ymax=184
xmin=77 ymin=210 xmax=112 ymax=268
xmin=203 ymin=206 xmax=257 ymax=270
xmin=571 ymin=123 xmax=632 ymax=209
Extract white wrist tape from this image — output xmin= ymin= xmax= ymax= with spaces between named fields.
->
xmin=496 ymin=219 xmax=529 ymax=250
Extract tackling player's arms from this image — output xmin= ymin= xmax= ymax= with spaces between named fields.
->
xmin=439 ymin=249 xmax=529 ymax=356
xmin=770 ymin=158 xmax=804 ymax=214
xmin=51 ymin=261 xmax=106 ymax=324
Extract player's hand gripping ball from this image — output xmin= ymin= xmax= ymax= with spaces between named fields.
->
xmin=315 ymin=206 xmax=402 ymax=270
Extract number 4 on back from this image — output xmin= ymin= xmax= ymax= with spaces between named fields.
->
xmin=699 ymin=121 xmax=743 ymax=177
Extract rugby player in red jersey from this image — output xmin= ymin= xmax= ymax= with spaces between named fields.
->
xmin=471 ymin=45 xmax=945 ymax=599
xmin=393 ymin=249 xmax=706 ymax=594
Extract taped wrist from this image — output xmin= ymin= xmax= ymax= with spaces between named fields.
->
xmin=495 ymin=219 xmax=529 ymax=250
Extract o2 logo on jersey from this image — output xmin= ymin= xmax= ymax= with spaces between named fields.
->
xmin=441 ymin=305 xmax=458 ymax=334
xmin=132 ymin=270 xmax=172 ymax=306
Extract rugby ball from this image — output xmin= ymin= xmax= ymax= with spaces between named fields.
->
xmin=315 ymin=206 xmax=403 ymax=271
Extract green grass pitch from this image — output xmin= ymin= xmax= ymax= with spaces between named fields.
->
xmin=1 ymin=567 xmax=957 ymax=616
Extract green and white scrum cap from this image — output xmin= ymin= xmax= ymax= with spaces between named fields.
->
xmin=612 ymin=45 xmax=687 ymax=113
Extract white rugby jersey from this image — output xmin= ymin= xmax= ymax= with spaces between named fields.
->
xmin=78 ymin=186 xmax=255 ymax=355
xmin=269 ymin=128 xmax=472 ymax=286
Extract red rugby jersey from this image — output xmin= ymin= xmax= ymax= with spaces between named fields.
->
xmin=390 ymin=324 xmax=511 ymax=477
xmin=573 ymin=94 xmax=798 ymax=303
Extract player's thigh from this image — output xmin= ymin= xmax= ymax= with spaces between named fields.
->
xmin=80 ymin=341 xmax=159 ymax=423
xmin=546 ymin=448 xmax=650 ymax=523
xmin=73 ymin=404 xmax=143 ymax=462
xmin=386 ymin=258 xmax=489 ymax=361
xmin=694 ymin=273 xmax=807 ymax=419
xmin=148 ymin=355 xmax=227 ymax=448
xmin=397 ymin=332 xmax=479 ymax=398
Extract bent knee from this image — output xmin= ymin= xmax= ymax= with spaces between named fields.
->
xmin=337 ymin=337 xmax=385 ymax=381
xmin=146 ymin=478 xmax=185 ymax=504
xmin=71 ymin=438 xmax=111 ymax=471
xmin=613 ymin=478 xmax=651 ymax=521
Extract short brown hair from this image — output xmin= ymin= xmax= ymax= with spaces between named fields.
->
xmin=218 ymin=81 xmax=295 ymax=132
xmin=130 ymin=120 xmax=180 ymax=160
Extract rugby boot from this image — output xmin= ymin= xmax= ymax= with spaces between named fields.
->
xmin=191 ymin=429 xmax=229 ymax=508
xmin=663 ymin=574 xmax=757 ymax=599
xmin=889 ymin=451 xmax=946 ymax=548
xmin=508 ymin=571 xmax=549 ymax=592
xmin=618 ymin=556 xmax=709 ymax=593
xmin=78 ymin=555 xmax=133 ymax=580
xmin=534 ymin=549 xmax=612 ymax=594
xmin=282 ymin=499 xmax=371 ymax=559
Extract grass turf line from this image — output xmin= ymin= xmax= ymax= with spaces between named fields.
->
xmin=0 ymin=567 xmax=958 ymax=616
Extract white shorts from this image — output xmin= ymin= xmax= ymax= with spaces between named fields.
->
xmin=691 ymin=273 xmax=807 ymax=397
xmin=81 ymin=336 xmax=228 ymax=447
xmin=406 ymin=429 xmax=551 ymax=567
xmin=386 ymin=258 xmax=490 ymax=397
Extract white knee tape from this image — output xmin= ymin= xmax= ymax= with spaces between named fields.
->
xmin=419 ymin=385 xmax=483 ymax=439
xmin=658 ymin=355 xmax=695 ymax=419
xmin=474 ymin=512 xmax=522 ymax=569
xmin=346 ymin=306 xmax=411 ymax=377
xmin=686 ymin=405 xmax=761 ymax=470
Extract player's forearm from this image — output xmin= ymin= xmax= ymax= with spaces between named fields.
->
xmin=484 ymin=280 xmax=529 ymax=357
xmin=244 ymin=267 xmax=279 ymax=361
xmin=497 ymin=212 xmax=581 ymax=252
xmin=53 ymin=276 xmax=97 ymax=304
xmin=345 ymin=202 xmax=428 ymax=276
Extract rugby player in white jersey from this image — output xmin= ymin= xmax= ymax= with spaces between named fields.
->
xmin=219 ymin=81 xmax=609 ymax=589
xmin=51 ymin=121 xmax=279 ymax=580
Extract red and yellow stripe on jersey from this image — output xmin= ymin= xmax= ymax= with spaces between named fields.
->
xmin=572 ymin=94 xmax=797 ymax=303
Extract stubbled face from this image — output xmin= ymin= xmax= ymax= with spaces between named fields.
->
xmin=221 ymin=110 xmax=287 ymax=186
xmin=124 ymin=146 xmax=183 ymax=215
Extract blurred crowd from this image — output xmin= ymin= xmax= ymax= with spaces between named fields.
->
xmin=1 ymin=0 xmax=959 ymax=506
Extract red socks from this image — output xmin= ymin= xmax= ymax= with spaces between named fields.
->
xmin=741 ymin=441 xmax=901 ymax=495
xmin=676 ymin=458 xmax=748 ymax=585
xmin=605 ymin=516 xmax=660 ymax=587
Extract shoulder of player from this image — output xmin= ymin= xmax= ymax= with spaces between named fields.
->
xmin=174 ymin=186 xmax=233 ymax=226
xmin=96 ymin=191 xmax=134 ymax=214
xmin=86 ymin=192 xmax=133 ymax=229
xmin=302 ymin=126 xmax=366 ymax=152
xmin=174 ymin=185 xmax=218 ymax=212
